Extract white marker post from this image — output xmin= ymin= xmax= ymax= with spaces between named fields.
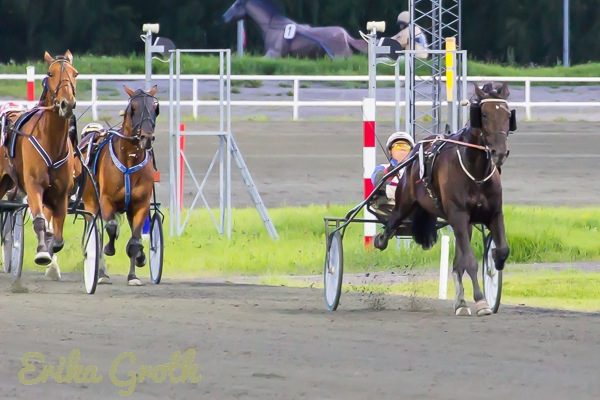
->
xmin=438 ymin=235 xmax=450 ymax=299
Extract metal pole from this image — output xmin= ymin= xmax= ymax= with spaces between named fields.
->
xmin=237 ymin=20 xmax=245 ymax=57
xmin=367 ymin=30 xmax=377 ymax=98
xmin=144 ymin=31 xmax=152 ymax=91
xmin=168 ymin=53 xmax=175 ymax=236
xmin=563 ymin=0 xmax=570 ymax=67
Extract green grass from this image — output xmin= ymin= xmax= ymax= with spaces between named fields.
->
xmin=2 ymin=54 xmax=600 ymax=77
xmin=11 ymin=204 xmax=600 ymax=281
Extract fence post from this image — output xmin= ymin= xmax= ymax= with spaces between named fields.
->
xmin=293 ymin=79 xmax=299 ymax=121
xmin=525 ymin=79 xmax=531 ymax=121
xmin=91 ymin=78 xmax=98 ymax=121
xmin=192 ymin=77 xmax=198 ymax=119
xmin=26 ymin=66 xmax=35 ymax=105
xmin=438 ymin=235 xmax=450 ymax=300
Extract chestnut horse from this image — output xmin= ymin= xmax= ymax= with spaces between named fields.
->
xmin=0 ymin=50 xmax=78 ymax=279
xmin=82 ymin=86 xmax=159 ymax=286
xmin=374 ymin=82 xmax=516 ymax=316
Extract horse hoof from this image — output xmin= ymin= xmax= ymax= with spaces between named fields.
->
xmin=34 ymin=251 xmax=52 ymax=266
xmin=135 ymin=254 xmax=146 ymax=268
xmin=103 ymin=245 xmax=115 ymax=257
xmin=475 ymin=300 xmax=492 ymax=316
xmin=45 ymin=264 xmax=61 ymax=281
xmin=455 ymin=306 xmax=472 ymax=316
xmin=373 ymin=234 xmax=388 ymax=250
xmin=52 ymin=239 xmax=65 ymax=253
xmin=128 ymin=278 xmax=143 ymax=286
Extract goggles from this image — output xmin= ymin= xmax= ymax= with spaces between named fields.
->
xmin=390 ymin=142 xmax=412 ymax=152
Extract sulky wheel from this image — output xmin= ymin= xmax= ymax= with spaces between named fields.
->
xmin=83 ymin=217 xmax=101 ymax=294
xmin=482 ymin=234 xmax=503 ymax=313
xmin=323 ymin=231 xmax=344 ymax=311
xmin=149 ymin=212 xmax=164 ymax=284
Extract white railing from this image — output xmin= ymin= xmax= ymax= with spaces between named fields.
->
xmin=2 ymin=73 xmax=600 ymax=121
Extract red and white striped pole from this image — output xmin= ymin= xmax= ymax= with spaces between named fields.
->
xmin=178 ymin=123 xmax=186 ymax=211
xmin=26 ymin=66 xmax=35 ymax=103
xmin=362 ymin=97 xmax=376 ymax=247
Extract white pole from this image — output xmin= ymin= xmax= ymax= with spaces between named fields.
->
xmin=438 ymin=235 xmax=450 ymax=299
xmin=563 ymin=0 xmax=570 ymax=67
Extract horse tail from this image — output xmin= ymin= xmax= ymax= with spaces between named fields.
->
xmin=347 ymin=34 xmax=368 ymax=54
xmin=411 ymin=205 xmax=438 ymax=250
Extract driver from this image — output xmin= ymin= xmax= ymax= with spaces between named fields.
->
xmin=371 ymin=131 xmax=415 ymax=202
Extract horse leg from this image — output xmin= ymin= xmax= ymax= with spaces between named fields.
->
xmin=448 ymin=212 xmax=476 ymax=316
xmin=25 ymin=184 xmax=51 ymax=265
xmin=40 ymin=207 xmax=59 ymax=281
xmin=463 ymin=225 xmax=491 ymax=316
xmin=374 ymin=202 xmax=414 ymax=251
xmin=101 ymin=199 xmax=119 ymax=257
xmin=125 ymin=207 xmax=147 ymax=286
xmin=488 ymin=211 xmax=510 ymax=271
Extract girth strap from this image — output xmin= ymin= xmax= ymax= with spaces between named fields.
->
xmin=108 ymin=138 xmax=149 ymax=210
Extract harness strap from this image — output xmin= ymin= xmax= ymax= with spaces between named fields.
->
xmin=28 ymin=136 xmax=69 ymax=169
xmin=419 ymin=137 xmax=488 ymax=152
xmin=456 ymin=149 xmax=497 ymax=184
xmin=108 ymin=137 xmax=149 ymax=210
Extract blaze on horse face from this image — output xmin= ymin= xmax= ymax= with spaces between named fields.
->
xmin=44 ymin=50 xmax=78 ymax=118
xmin=123 ymin=85 xmax=159 ymax=151
xmin=474 ymin=82 xmax=511 ymax=167
xmin=223 ymin=0 xmax=248 ymax=23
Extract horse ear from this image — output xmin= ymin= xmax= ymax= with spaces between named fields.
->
xmin=64 ymin=50 xmax=73 ymax=63
xmin=148 ymin=85 xmax=158 ymax=96
xmin=498 ymin=82 xmax=510 ymax=99
xmin=44 ymin=51 xmax=54 ymax=65
xmin=473 ymin=82 xmax=485 ymax=100
xmin=123 ymin=85 xmax=135 ymax=97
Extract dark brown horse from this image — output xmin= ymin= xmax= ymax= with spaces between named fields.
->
xmin=0 ymin=50 xmax=78 ymax=279
xmin=82 ymin=86 xmax=159 ymax=286
xmin=223 ymin=0 xmax=367 ymax=58
xmin=374 ymin=82 xmax=516 ymax=316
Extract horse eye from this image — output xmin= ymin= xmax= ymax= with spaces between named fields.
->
xmin=482 ymin=113 xmax=488 ymax=119
xmin=47 ymin=72 xmax=53 ymax=77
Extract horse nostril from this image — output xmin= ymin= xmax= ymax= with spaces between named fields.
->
xmin=60 ymin=99 xmax=67 ymax=109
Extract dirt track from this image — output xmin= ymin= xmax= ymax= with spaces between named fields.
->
xmin=1 ymin=274 xmax=599 ymax=399
xmin=2 ymin=120 xmax=600 ymax=399
xmin=151 ymin=120 xmax=600 ymax=208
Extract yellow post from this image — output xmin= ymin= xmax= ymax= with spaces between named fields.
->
xmin=445 ymin=37 xmax=456 ymax=102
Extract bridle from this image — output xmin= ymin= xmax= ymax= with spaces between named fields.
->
xmin=111 ymin=92 xmax=159 ymax=147
xmin=42 ymin=57 xmax=77 ymax=111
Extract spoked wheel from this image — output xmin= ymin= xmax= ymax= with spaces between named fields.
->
xmin=10 ymin=209 xmax=25 ymax=280
xmin=149 ymin=212 xmax=164 ymax=284
xmin=482 ymin=234 xmax=503 ymax=313
xmin=83 ymin=217 xmax=101 ymax=294
xmin=323 ymin=231 xmax=344 ymax=311
xmin=2 ymin=211 xmax=12 ymax=273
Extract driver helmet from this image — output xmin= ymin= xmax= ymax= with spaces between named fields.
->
xmin=81 ymin=122 xmax=105 ymax=136
xmin=386 ymin=131 xmax=415 ymax=150
xmin=397 ymin=11 xmax=410 ymax=28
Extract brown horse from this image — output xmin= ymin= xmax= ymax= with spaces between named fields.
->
xmin=373 ymin=82 xmax=516 ymax=316
xmin=82 ymin=86 xmax=159 ymax=286
xmin=0 ymin=50 xmax=78 ymax=279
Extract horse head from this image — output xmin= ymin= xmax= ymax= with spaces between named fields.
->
xmin=43 ymin=50 xmax=78 ymax=118
xmin=123 ymin=85 xmax=160 ymax=151
xmin=471 ymin=82 xmax=516 ymax=168
xmin=223 ymin=0 xmax=249 ymax=23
